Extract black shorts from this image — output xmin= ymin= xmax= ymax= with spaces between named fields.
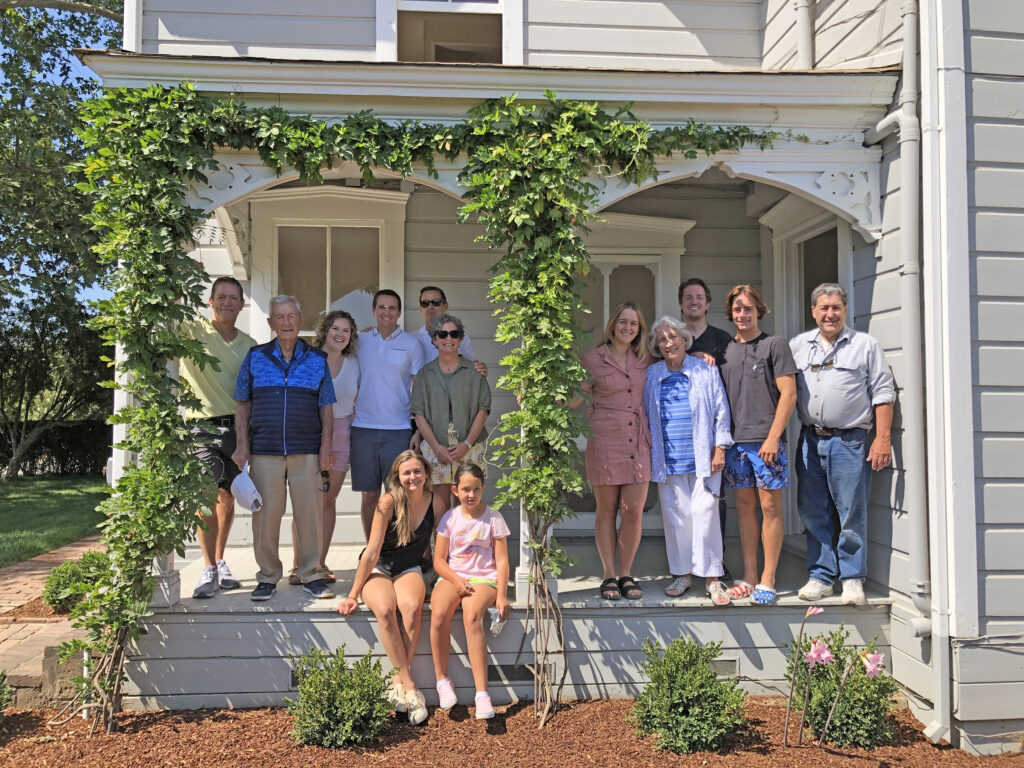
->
xmin=190 ymin=420 xmax=240 ymax=491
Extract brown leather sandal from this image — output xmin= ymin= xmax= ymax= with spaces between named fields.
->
xmin=618 ymin=575 xmax=643 ymax=600
xmin=599 ymin=577 xmax=621 ymax=600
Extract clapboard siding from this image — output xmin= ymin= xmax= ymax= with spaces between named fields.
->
xmin=141 ymin=0 xmax=376 ymax=61
xmin=524 ymin=0 xmax=762 ymax=70
xmin=967 ymin=0 xmax=1024 ymax=692
xmin=762 ymin=0 xmax=902 ymax=71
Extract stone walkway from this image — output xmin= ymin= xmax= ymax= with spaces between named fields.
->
xmin=0 ymin=537 xmax=100 ymax=705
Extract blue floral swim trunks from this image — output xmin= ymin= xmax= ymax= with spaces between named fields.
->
xmin=724 ymin=441 xmax=790 ymax=490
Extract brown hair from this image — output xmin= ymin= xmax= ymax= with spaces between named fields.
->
xmin=601 ymin=302 xmax=649 ymax=359
xmin=678 ymin=277 xmax=711 ymax=305
xmin=452 ymin=461 xmax=486 ymax=487
xmin=313 ymin=310 xmax=357 ymax=357
xmin=725 ymin=284 xmax=769 ymax=321
xmin=385 ymin=450 xmax=432 ymax=546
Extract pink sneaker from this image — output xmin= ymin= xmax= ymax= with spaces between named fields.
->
xmin=436 ymin=677 xmax=457 ymax=710
xmin=474 ymin=691 xmax=494 ymax=720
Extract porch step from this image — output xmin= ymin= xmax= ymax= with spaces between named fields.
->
xmin=127 ymin=542 xmax=891 ymax=710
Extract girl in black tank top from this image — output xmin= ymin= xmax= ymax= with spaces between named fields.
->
xmin=337 ymin=450 xmax=434 ymax=725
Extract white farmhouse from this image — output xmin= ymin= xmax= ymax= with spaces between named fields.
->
xmin=81 ymin=0 xmax=1024 ymax=755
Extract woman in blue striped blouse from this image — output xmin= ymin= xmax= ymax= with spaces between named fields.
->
xmin=643 ymin=316 xmax=735 ymax=605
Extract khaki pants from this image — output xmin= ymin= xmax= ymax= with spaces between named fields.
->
xmin=250 ymin=453 xmax=322 ymax=585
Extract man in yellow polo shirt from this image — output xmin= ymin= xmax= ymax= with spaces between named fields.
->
xmin=179 ymin=276 xmax=256 ymax=599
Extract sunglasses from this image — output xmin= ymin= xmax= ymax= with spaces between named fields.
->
xmin=809 ymin=360 xmax=835 ymax=372
xmin=420 ymin=299 xmax=444 ymax=308
xmin=433 ymin=329 xmax=463 ymax=339
xmin=319 ymin=471 xmax=330 ymax=493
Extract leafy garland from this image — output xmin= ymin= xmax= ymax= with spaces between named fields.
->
xmin=62 ymin=82 xmax=776 ymax=732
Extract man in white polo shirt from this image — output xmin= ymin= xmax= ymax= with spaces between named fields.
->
xmin=351 ymin=289 xmax=426 ymax=538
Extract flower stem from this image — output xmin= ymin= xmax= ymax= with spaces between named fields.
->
xmin=818 ymin=657 xmax=857 ymax=748
xmin=784 ymin=615 xmax=810 ymax=746
xmin=797 ymin=667 xmax=813 ymax=746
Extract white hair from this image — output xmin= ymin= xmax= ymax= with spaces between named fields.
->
xmin=650 ymin=315 xmax=693 ymax=359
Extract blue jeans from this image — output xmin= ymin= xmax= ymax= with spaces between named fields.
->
xmin=795 ymin=426 xmax=872 ymax=584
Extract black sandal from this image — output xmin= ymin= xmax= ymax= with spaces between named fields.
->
xmin=599 ymin=577 xmax=621 ymax=601
xmin=618 ymin=575 xmax=643 ymax=600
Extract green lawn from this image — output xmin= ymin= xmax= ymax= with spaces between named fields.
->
xmin=0 ymin=476 xmax=107 ymax=568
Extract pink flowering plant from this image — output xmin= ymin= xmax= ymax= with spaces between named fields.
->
xmin=784 ymin=624 xmax=899 ymax=748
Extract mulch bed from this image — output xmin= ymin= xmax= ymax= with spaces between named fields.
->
xmin=2 ymin=598 xmax=62 ymax=621
xmin=2 ymin=699 xmax=1022 ymax=768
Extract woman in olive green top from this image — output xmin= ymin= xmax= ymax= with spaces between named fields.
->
xmin=411 ymin=313 xmax=491 ymax=519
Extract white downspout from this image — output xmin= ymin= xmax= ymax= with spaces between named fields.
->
xmin=794 ymin=0 xmax=815 ymax=69
xmin=864 ymin=0 xmax=951 ymax=744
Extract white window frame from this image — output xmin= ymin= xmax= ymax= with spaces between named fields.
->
xmin=379 ymin=0 xmax=523 ymax=64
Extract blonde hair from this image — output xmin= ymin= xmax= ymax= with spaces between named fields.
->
xmin=385 ymin=450 xmax=432 ymax=546
xmin=602 ymin=302 xmax=649 ymax=359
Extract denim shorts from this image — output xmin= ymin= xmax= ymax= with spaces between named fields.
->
xmin=350 ymin=426 xmax=413 ymax=492
xmin=724 ymin=440 xmax=790 ymax=490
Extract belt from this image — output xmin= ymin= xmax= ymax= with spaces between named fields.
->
xmin=805 ymin=424 xmax=856 ymax=437
xmin=205 ymin=415 xmax=235 ymax=427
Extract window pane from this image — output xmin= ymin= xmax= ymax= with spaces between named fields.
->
xmin=610 ymin=265 xmax=655 ymax=331
xmin=278 ymin=226 xmax=326 ymax=330
xmin=330 ymin=227 xmax=379 ymax=333
xmin=577 ymin=265 xmax=604 ymax=350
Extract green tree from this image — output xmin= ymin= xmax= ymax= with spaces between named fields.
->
xmin=0 ymin=4 xmax=119 ymax=479
xmin=0 ymin=289 xmax=109 ymax=480
xmin=1 ymin=4 xmax=120 ymax=293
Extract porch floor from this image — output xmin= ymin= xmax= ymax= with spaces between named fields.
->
xmin=171 ymin=538 xmax=889 ymax=613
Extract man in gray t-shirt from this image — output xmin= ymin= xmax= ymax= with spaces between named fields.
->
xmin=715 ymin=285 xmax=797 ymax=607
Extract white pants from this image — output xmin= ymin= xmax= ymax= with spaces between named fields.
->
xmin=658 ymin=472 xmax=724 ymax=578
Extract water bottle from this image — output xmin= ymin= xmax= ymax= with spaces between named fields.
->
xmin=487 ymin=606 xmax=506 ymax=636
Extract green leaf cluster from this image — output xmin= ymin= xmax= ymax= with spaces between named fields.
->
xmin=41 ymin=550 xmax=109 ymax=613
xmin=785 ymin=625 xmax=899 ymax=748
xmin=70 ymin=82 xmax=775 ymax=725
xmin=0 ymin=667 xmax=13 ymax=719
xmin=631 ymin=635 xmax=748 ymax=753
xmin=285 ymin=646 xmax=392 ymax=749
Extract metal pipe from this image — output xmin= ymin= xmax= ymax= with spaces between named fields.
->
xmin=865 ymin=0 xmax=952 ymax=744
xmin=794 ymin=0 xmax=815 ymax=69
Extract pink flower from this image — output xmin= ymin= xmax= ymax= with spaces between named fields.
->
xmin=805 ymin=639 xmax=834 ymax=669
xmin=805 ymin=606 xmax=825 ymax=618
xmin=862 ymin=651 xmax=884 ymax=678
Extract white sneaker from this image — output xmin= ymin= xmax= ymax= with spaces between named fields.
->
xmin=841 ymin=579 xmax=867 ymax=606
xmin=387 ymin=679 xmax=407 ymax=713
xmin=406 ymin=688 xmax=428 ymax=725
xmin=216 ymin=559 xmax=241 ymax=590
xmin=192 ymin=565 xmax=218 ymax=599
xmin=230 ymin=467 xmax=263 ymax=512
xmin=798 ymin=578 xmax=834 ymax=601
xmin=436 ymin=677 xmax=457 ymax=710
xmin=474 ymin=691 xmax=495 ymax=720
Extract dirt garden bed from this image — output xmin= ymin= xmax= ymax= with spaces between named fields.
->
xmin=2 ymin=698 xmax=1022 ymax=768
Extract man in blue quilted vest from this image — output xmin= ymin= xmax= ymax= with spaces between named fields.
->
xmin=232 ymin=295 xmax=336 ymax=602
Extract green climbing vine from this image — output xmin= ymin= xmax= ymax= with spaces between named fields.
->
xmin=62 ymin=82 xmax=776 ymax=732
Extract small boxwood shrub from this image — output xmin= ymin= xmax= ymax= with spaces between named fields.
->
xmin=0 ymin=669 xmax=13 ymax=720
xmin=631 ymin=636 xmax=747 ymax=753
xmin=286 ymin=646 xmax=391 ymax=749
xmin=41 ymin=550 xmax=110 ymax=613
xmin=786 ymin=625 xmax=899 ymax=748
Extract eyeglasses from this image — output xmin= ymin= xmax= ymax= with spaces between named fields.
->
xmin=433 ymin=329 xmax=463 ymax=339
xmin=319 ymin=471 xmax=330 ymax=493
xmin=809 ymin=360 xmax=835 ymax=372
xmin=420 ymin=299 xmax=444 ymax=308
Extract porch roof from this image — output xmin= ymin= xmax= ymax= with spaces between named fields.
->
xmin=78 ymin=49 xmax=899 ymax=133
